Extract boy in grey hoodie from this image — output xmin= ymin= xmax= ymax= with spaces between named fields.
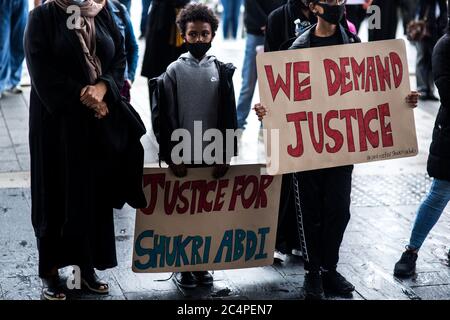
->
xmin=162 ymin=3 xmax=238 ymax=289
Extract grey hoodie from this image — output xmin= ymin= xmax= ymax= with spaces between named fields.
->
xmin=164 ymin=52 xmax=221 ymax=164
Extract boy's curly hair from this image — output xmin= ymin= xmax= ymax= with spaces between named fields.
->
xmin=176 ymin=3 xmax=219 ymax=36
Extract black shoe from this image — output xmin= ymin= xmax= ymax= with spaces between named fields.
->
xmin=322 ymin=270 xmax=355 ymax=295
xmin=41 ymin=275 xmax=66 ymax=301
xmin=192 ymin=271 xmax=213 ymax=286
xmin=394 ymin=249 xmax=418 ymax=277
xmin=81 ymin=270 xmax=109 ymax=294
xmin=174 ymin=272 xmax=197 ymax=289
xmin=303 ymin=271 xmax=325 ymax=300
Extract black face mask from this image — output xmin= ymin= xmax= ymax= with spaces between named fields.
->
xmin=186 ymin=42 xmax=211 ymax=60
xmin=316 ymin=3 xmax=345 ymax=25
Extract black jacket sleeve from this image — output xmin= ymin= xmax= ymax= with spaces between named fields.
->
xmin=24 ymin=8 xmax=84 ymax=114
xmin=265 ymin=9 xmax=282 ymax=52
xmin=245 ymin=0 xmax=269 ymax=34
xmin=98 ymin=9 xmax=127 ymax=105
xmin=433 ymin=34 xmax=450 ymax=109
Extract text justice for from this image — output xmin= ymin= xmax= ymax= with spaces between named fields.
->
xmin=263 ymin=52 xmax=404 ymax=157
xmin=140 ymin=173 xmax=275 ymax=215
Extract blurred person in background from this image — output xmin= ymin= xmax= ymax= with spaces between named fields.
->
xmin=369 ymin=0 xmax=418 ymax=41
xmin=414 ymin=0 xmax=447 ymax=101
xmin=221 ymin=0 xmax=243 ymax=39
xmin=236 ymin=0 xmax=286 ymax=130
xmin=0 ymin=0 xmax=28 ymax=99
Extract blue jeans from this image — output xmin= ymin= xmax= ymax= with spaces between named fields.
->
xmin=0 ymin=0 xmax=28 ymax=93
xmin=236 ymin=34 xmax=264 ymax=129
xmin=408 ymin=179 xmax=450 ymax=250
xmin=221 ymin=0 xmax=242 ymax=39
xmin=140 ymin=0 xmax=152 ymax=36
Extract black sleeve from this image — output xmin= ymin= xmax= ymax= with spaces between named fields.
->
xmin=98 ymin=9 xmax=127 ymax=105
xmin=24 ymin=8 xmax=84 ymax=114
xmin=245 ymin=0 xmax=269 ymax=30
xmin=432 ymin=35 xmax=450 ymax=109
xmin=265 ymin=10 xmax=281 ymax=52
xmin=162 ymin=68 xmax=180 ymax=164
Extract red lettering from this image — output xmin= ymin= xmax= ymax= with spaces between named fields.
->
xmin=375 ymin=55 xmax=391 ymax=91
xmin=378 ymin=103 xmax=394 ymax=147
xmin=255 ymin=176 xmax=273 ymax=209
xmin=340 ymin=109 xmax=357 ymax=152
xmin=356 ymin=109 xmax=368 ymax=152
xmin=214 ymin=179 xmax=229 ymax=211
xmin=242 ymin=176 xmax=259 ymax=209
xmin=340 ymin=57 xmax=353 ymax=95
xmin=324 ymin=110 xmax=344 ymax=153
xmin=351 ymin=57 xmax=365 ymax=91
xmin=363 ymin=107 xmax=380 ymax=148
xmin=229 ymin=175 xmax=246 ymax=211
xmin=286 ymin=112 xmax=307 ymax=157
xmin=365 ymin=57 xmax=378 ymax=92
xmin=293 ymin=61 xmax=311 ymax=101
xmin=307 ymin=111 xmax=324 ymax=153
xmin=141 ymin=173 xmax=165 ymax=215
xmin=264 ymin=63 xmax=291 ymax=101
xmin=389 ymin=52 xmax=403 ymax=88
xmin=176 ymin=181 xmax=190 ymax=214
xmin=164 ymin=181 xmax=179 ymax=215
xmin=324 ymin=59 xmax=341 ymax=96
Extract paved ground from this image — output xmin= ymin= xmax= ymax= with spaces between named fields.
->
xmin=0 ymin=3 xmax=449 ymax=300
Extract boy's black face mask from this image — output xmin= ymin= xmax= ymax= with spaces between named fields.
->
xmin=186 ymin=42 xmax=211 ymax=60
xmin=316 ymin=3 xmax=345 ymax=25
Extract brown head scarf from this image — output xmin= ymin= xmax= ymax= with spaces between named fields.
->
xmin=51 ymin=0 xmax=106 ymax=83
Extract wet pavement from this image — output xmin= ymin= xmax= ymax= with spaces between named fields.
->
xmin=1 ymin=3 xmax=449 ymax=300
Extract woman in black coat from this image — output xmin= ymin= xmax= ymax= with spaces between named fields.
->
xmin=25 ymin=0 xmax=137 ymax=300
xmin=394 ymin=27 xmax=450 ymax=277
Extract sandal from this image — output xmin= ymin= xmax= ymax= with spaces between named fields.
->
xmin=81 ymin=271 xmax=109 ymax=294
xmin=41 ymin=275 xmax=66 ymax=301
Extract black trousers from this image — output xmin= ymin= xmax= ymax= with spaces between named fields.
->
xmin=416 ymin=38 xmax=437 ymax=95
xmin=275 ymin=174 xmax=300 ymax=253
xmin=294 ymin=165 xmax=353 ymax=272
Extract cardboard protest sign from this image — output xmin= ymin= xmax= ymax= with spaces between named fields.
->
xmin=256 ymin=39 xmax=418 ymax=175
xmin=132 ymin=165 xmax=282 ymax=273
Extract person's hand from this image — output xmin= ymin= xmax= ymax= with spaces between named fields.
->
xmin=253 ymin=103 xmax=268 ymax=121
xmin=212 ymin=164 xmax=230 ymax=179
xmin=169 ymin=163 xmax=187 ymax=178
xmin=80 ymin=81 xmax=108 ymax=108
xmin=405 ymin=91 xmax=420 ymax=108
xmin=91 ymin=102 xmax=109 ymax=119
